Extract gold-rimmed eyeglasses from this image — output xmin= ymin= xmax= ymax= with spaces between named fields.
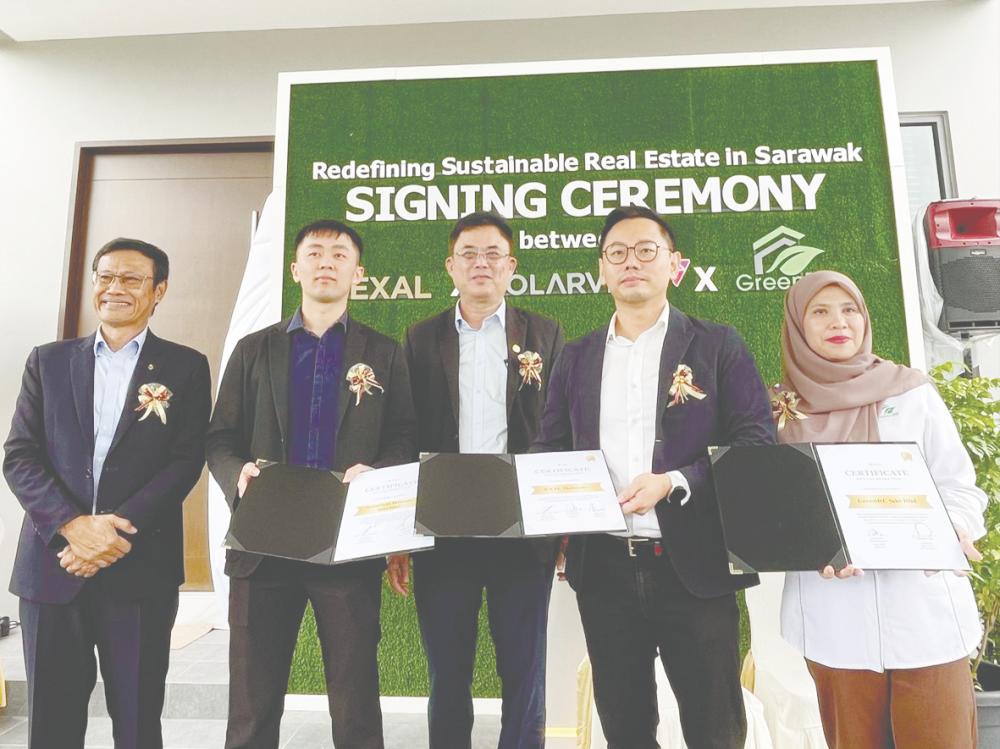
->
xmin=92 ymin=271 xmax=152 ymax=290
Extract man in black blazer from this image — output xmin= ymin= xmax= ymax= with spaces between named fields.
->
xmin=387 ymin=212 xmax=564 ymax=749
xmin=207 ymin=219 xmax=415 ymax=749
xmin=4 ymin=238 xmax=211 ymax=749
xmin=533 ymin=206 xmax=774 ymax=749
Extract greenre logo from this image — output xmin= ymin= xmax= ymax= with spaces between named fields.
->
xmin=736 ymin=226 xmax=824 ymax=292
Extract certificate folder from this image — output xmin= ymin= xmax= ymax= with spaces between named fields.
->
xmin=416 ymin=450 xmax=628 ymax=538
xmin=710 ymin=442 xmax=970 ymax=573
xmin=710 ymin=444 xmax=847 ymax=574
xmin=226 ymin=462 xmax=432 ymax=564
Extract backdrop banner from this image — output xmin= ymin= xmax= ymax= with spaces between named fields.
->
xmin=211 ymin=48 xmax=922 ymax=696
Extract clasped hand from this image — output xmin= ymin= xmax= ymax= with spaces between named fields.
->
xmin=57 ymin=514 xmax=137 ymax=578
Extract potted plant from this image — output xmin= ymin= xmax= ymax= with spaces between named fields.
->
xmin=931 ymin=362 xmax=1000 ymax=745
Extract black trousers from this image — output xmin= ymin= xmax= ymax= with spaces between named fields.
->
xmin=19 ymin=581 xmax=179 ymax=749
xmin=225 ymin=558 xmax=384 ymax=749
xmin=574 ymin=535 xmax=746 ymax=749
xmin=413 ymin=539 xmax=553 ymax=749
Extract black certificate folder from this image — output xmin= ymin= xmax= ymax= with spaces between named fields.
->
xmin=416 ymin=454 xmax=521 ymax=537
xmin=416 ymin=451 xmax=627 ymax=538
xmin=709 ymin=443 xmax=848 ymax=574
xmin=226 ymin=463 xmax=348 ymax=564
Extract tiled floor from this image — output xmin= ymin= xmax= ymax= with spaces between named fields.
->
xmin=0 ymin=626 xmax=544 ymax=748
xmin=0 ymin=712 xmax=504 ymax=748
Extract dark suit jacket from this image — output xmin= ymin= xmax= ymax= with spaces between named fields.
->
xmin=404 ymin=304 xmax=564 ymax=565
xmin=4 ymin=332 xmax=211 ymax=604
xmin=533 ymin=306 xmax=774 ymax=598
xmin=206 ymin=315 xmax=416 ymax=579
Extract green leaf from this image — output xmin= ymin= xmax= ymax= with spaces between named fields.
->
xmin=765 ymin=245 xmax=825 ymax=276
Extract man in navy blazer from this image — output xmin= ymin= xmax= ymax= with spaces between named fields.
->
xmin=533 ymin=207 xmax=774 ymax=749
xmin=4 ymin=238 xmax=211 ymax=749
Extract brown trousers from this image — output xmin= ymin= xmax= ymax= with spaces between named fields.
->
xmin=806 ymin=658 xmax=977 ymax=749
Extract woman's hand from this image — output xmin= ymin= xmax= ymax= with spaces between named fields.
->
xmin=926 ymin=528 xmax=982 ymax=577
xmin=819 ymin=564 xmax=864 ymax=579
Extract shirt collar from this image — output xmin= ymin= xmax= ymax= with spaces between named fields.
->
xmin=455 ymin=299 xmax=507 ymax=332
xmin=606 ymin=301 xmax=670 ymax=344
xmin=287 ymin=308 xmax=349 ymax=335
xmin=94 ymin=326 xmax=148 ymax=357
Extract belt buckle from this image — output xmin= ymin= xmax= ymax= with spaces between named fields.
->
xmin=627 ymin=537 xmax=642 ymax=558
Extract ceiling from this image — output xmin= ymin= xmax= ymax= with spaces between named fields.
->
xmin=0 ymin=0 xmax=940 ymax=42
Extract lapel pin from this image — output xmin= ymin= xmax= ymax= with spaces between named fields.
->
xmin=511 ymin=344 xmax=521 ymax=354
xmin=147 ymin=363 xmax=155 ymax=371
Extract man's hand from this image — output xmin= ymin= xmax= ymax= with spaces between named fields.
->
xmin=555 ymin=535 xmax=569 ymax=582
xmin=59 ymin=514 xmax=137 ymax=565
xmin=343 ymin=464 xmax=373 ymax=484
xmin=57 ymin=547 xmax=100 ymax=578
xmin=386 ymin=554 xmax=410 ymax=596
xmin=237 ymin=462 xmax=260 ymax=498
xmin=820 ymin=564 xmax=864 ymax=579
xmin=619 ymin=473 xmax=672 ymax=516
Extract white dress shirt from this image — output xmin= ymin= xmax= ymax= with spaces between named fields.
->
xmin=93 ymin=326 xmax=147 ymax=511
xmin=456 ymin=301 xmax=508 ymax=454
xmin=599 ymin=302 xmax=688 ymax=538
xmin=781 ymin=383 xmax=986 ymax=670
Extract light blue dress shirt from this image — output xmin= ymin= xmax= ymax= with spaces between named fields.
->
xmin=92 ymin=327 xmax=147 ymax=510
xmin=456 ymin=301 xmax=508 ymax=454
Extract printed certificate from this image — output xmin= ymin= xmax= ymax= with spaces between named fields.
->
xmin=816 ymin=443 xmax=969 ymax=571
xmin=333 ymin=463 xmax=434 ymax=562
xmin=514 ymin=450 xmax=626 ymax=536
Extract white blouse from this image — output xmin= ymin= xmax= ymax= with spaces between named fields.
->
xmin=780 ymin=383 xmax=987 ymax=671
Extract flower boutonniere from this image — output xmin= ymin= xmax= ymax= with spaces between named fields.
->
xmin=517 ymin=350 xmax=544 ymax=390
xmin=134 ymin=383 xmax=173 ymax=424
xmin=770 ymin=384 xmax=808 ymax=431
xmin=346 ymin=363 xmax=384 ymax=405
xmin=668 ymin=364 xmax=706 ymax=408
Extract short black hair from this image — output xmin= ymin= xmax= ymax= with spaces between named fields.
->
xmin=448 ymin=211 xmax=513 ymax=253
xmin=294 ymin=219 xmax=364 ymax=259
xmin=598 ymin=206 xmax=677 ymax=255
xmin=92 ymin=238 xmax=169 ymax=285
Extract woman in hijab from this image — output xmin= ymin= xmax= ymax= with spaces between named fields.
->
xmin=775 ymin=270 xmax=986 ymax=749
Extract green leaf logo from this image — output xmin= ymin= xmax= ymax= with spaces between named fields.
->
xmin=764 ymin=244 xmax=824 ymax=276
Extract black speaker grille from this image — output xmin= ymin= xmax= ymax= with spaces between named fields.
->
xmin=940 ymin=256 xmax=1000 ymax=313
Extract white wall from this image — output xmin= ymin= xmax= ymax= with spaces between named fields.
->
xmin=1 ymin=0 xmax=997 ymax=618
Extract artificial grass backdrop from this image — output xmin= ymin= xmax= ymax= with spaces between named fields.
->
xmin=278 ymin=57 xmax=907 ymax=695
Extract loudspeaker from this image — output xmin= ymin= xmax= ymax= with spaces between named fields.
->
xmin=925 ymin=200 xmax=1000 ymax=333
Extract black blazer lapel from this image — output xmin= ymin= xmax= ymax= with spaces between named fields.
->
xmin=337 ymin=320 xmax=369 ymax=431
xmin=107 ymin=331 xmax=165 ymax=456
xmin=655 ymin=306 xmax=696 ymax=424
xmin=578 ymin=329 xmax=607 ymax=449
xmin=268 ymin=326 xmax=291 ymax=447
xmin=70 ymin=335 xmax=96 ymax=459
xmin=437 ymin=311 xmax=461 ymax=425
xmin=505 ymin=305 xmax=527 ymax=420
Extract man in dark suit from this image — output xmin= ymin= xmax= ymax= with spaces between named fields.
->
xmin=4 ymin=238 xmax=211 ymax=749
xmin=533 ymin=206 xmax=774 ymax=749
xmin=206 ymin=219 xmax=415 ymax=749
xmin=386 ymin=212 xmax=564 ymax=749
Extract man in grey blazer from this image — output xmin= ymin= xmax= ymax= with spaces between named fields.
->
xmin=207 ymin=219 xmax=415 ymax=749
